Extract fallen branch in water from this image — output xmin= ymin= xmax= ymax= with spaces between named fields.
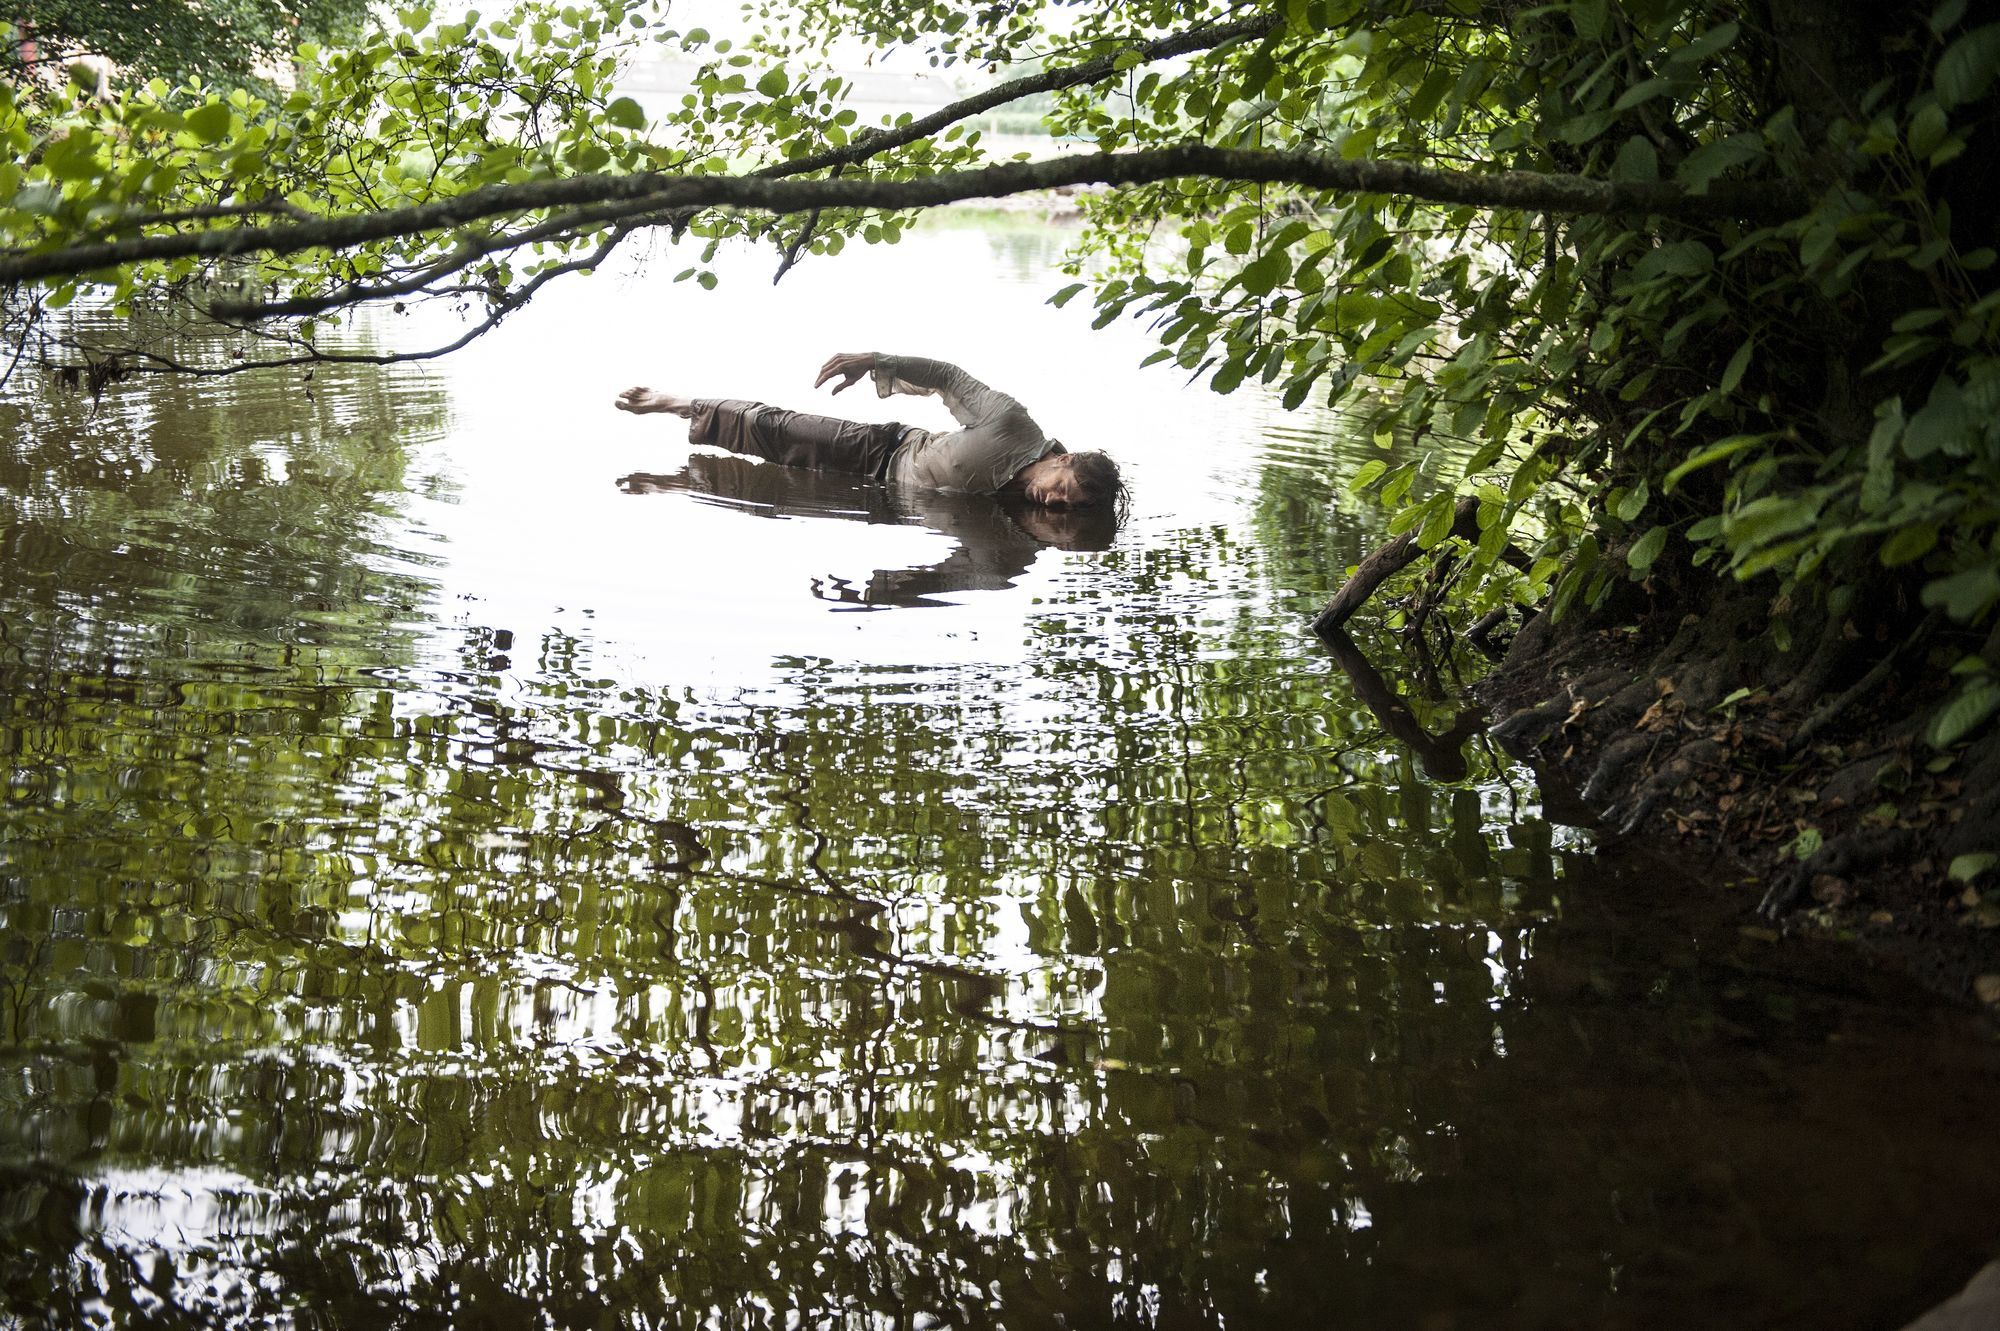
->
xmin=1313 ymin=496 xmax=1539 ymax=636
xmin=1312 ymin=498 xmax=1480 ymax=635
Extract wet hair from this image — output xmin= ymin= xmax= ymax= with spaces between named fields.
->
xmin=1066 ymin=450 xmax=1124 ymax=509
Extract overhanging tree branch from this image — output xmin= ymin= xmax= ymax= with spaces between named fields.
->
xmin=1 ymin=145 xmax=1809 ymax=292
xmin=131 ymin=8 xmax=1289 ymax=319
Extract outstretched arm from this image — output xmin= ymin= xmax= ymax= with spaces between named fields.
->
xmin=815 ymin=352 xmax=1033 ymax=433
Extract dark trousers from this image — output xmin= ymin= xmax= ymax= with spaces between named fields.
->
xmin=689 ymin=399 xmax=910 ymax=480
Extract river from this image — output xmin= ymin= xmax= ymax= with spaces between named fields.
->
xmin=2 ymin=213 xmax=1995 ymax=1328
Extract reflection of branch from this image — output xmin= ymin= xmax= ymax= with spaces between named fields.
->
xmin=0 ymin=294 xmax=37 ymax=393
xmin=98 ymin=229 xmax=634 ymax=376
xmin=1317 ymin=625 xmax=1486 ymax=782
xmin=224 ymin=206 xmax=644 ymax=321
xmin=709 ymin=865 xmax=1075 ymax=1042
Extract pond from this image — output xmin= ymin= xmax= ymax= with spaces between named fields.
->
xmin=3 ymin=215 xmax=1996 ymax=1329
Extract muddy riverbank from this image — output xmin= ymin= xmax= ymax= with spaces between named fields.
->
xmin=1475 ymin=574 xmax=2000 ymax=1008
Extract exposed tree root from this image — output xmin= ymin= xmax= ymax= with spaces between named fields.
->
xmin=1313 ymin=512 xmax=1999 ymax=1003
xmin=1788 ymin=611 xmax=1941 ymax=754
xmin=1470 ymin=568 xmax=2000 ymax=1004
xmin=1760 ymin=827 xmax=1923 ymax=918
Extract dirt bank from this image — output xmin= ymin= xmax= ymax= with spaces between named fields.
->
xmin=1475 ymin=572 xmax=2000 ymax=1007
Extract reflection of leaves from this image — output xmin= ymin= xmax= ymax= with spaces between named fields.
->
xmin=0 ymin=340 xmax=1567 ymax=1326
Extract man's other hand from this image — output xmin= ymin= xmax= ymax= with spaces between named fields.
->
xmin=815 ymin=352 xmax=877 ymax=395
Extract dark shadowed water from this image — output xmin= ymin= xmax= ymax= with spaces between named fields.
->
xmin=2 ymin=218 xmax=1996 ymax=1329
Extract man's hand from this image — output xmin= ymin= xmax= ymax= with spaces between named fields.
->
xmin=815 ymin=352 xmax=877 ymax=396
xmin=616 ymin=386 xmax=693 ymax=417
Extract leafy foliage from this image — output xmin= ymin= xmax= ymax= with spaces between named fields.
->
xmin=4 ymin=0 xmax=367 ymax=92
xmin=1052 ymin=1 xmax=2000 ymax=661
xmin=2 ymin=0 xmax=1999 ymax=736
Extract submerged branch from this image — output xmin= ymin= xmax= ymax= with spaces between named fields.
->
xmin=1313 ymin=498 xmax=1481 ymax=635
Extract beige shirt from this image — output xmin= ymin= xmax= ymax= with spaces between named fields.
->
xmin=872 ymin=355 xmax=1059 ymax=493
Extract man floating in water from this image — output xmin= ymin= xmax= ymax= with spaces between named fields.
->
xmin=615 ymin=352 xmax=1123 ymax=509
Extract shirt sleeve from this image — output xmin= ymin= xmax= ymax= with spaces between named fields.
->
xmin=871 ymin=355 xmax=1026 ymax=432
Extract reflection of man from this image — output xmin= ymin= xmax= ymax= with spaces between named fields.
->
xmin=619 ymin=453 xmax=1116 ymax=608
xmin=616 ymin=352 xmax=1123 ymax=509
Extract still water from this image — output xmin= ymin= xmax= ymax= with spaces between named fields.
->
xmin=2 ymin=217 xmax=1996 ymax=1329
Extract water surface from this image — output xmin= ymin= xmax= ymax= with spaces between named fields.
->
xmin=3 ymin=217 xmax=1996 ymax=1329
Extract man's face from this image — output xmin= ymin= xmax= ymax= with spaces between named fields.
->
xmin=1028 ymin=456 xmax=1086 ymax=508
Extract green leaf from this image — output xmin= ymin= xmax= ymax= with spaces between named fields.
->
xmin=1930 ymin=680 xmax=2000 ymax=748
xmin=1348 ymin=459 xmax=1388 ymax=492
xmin=1631 ymin=240 xmax=1712 ymax=282
xmin=1627 ymin=525 xmax=1668 ymax=572
xmin=1664 ymin=435 xmax=1767 ymax=492
xmin=606 ymin=96 xmax=647 ymax=129
xmin=1935 ymin=23 xmax=2000 ymax=109
xmin=1880 ymin=523 xmax=1938 ymax=567
xmin=1723 ymin=494 xmax=1819 ymax=552
xmin=1677 ymin=134 xmax=1765 ymax=192
xmin=1408 ymin=66 xmax=1455 ymax=120
xmin=1380 ymin=461 xmax=1419 ymax=507
xmin=1613 ymin=77 xmax=1675 ymax=111
xmin=1418 ymin=494 xmax=1458 ymax=549
xmin=1904 ymin=379 xmax=1972 ymax=458
xmin=1920 ymin=563 xmax=2000 ymax=621
xmin=1612 ymin=136 xmax=1659 ymax=182
xmin=1909 ymin=102 xmax=1950 ymax=160
xmin=1949 ymin=853 xmax=1997 ymax=883
xmin=1686 ymin=515 xmax=1724 ymax=542
xmin=757 ymin=67 xmax=790 ymax=98
xmin=1239 ymin=248 xmax=1292 ymax=296
xmin=1556 ymin=109 xmax=1617 ymax=145
xmin=1049 ymin=282 xmax=1086 ymax=309
xmin=1347 ymin=234 xmax=1394 ymax=274
xmin=42 ymin=135 xmax=102 ymax=182
xmin=187 ymin=102 xmax=233 ymax=143
xmin=1669 ymin=21 xmax=1741 ymax=68
xmin=1720 ymin=337 xmax=1753 ymax=394
xmin=1619 ymin=473 xmax=1655 ymax=520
